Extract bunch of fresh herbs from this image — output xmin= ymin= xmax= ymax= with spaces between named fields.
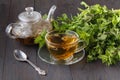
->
xmin=35 ymin=2 xmax=120 ymax=66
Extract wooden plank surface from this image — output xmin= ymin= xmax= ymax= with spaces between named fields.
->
xmin=35 ymin=1 xmax=73 ymax=80
xmin=0 ymin=0 xmax=120 ymax=80
xmin=35 ymin=0 xmax=82 ymax=17
xmin=0 ymin=0 xmax=10 ymax=80
xmin=2 ymin=0 xmax=38 ymax=80
xmin=85 ymin=0 xmax=120 ymax=9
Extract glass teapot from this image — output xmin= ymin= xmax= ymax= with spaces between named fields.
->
xmin=5 ymin=5 xmax=56 ymax=45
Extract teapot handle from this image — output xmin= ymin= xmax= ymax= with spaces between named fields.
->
xmin=5 ymin=23 xmax=17 ymax=39
xmin=46 ymin=5 xmax=57 ymax=21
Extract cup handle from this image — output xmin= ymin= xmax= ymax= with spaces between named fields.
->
xmin=5 ymin=23 xmax=17 ymax=39
xmin=75 ymin=40 xmax=86 ymax=53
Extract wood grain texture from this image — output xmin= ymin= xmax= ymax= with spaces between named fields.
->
xmin=35 ymin=0 xmax=83 ymax=18
xmin=7 ymin=0 xmax=35 ymax=23
xmin=84 ymin=0 xmax=120 ymax=9
xmin=2 ymin=0 xmax=38 ymax=80
xmin=70 ymin=60 xmax=120 ymax=80
xmin=35 ymin=1 xmax=73 ymax=80
xmin=0 ymin=0 xmax=10 ymax=80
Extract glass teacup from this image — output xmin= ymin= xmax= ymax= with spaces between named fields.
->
xmin=45 ymin=30 xmax=86 ymax=62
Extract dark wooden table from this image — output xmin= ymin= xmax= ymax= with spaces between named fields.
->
xmin=0 ymin=0 xmax=120 ymax=80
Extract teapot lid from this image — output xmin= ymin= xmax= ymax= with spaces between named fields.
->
xmin=18 ymin=7 xmax=41 ymax=23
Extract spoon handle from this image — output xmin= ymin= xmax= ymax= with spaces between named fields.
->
xmin=26 ymin=59 xmax=46 ymax=75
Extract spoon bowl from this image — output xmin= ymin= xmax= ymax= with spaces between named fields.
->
xmin=14 ymin=49 xmax=27 ymax=61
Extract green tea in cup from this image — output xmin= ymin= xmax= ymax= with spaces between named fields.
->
xmin=45 ymin=30 xmax=86 ymax=62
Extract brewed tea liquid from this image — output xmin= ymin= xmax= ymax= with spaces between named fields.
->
xmin=47 ymin=33 xmax=78 ymax=60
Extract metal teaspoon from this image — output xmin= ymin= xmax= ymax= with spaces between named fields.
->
xmin=13 ymin=49 xmax=46 ymax=75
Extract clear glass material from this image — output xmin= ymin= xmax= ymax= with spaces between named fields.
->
xmin=6 ymin=22 xmax=32 ymax=38
xmin=18 ymin=7 xmax=41 ymax=23
xmin=6 ymin=5 xmax=57 ymax=39
xmin=38 ymin=30 xmax=86 ymax=65
xmin=38 ymin=46 xmax=85 ymax=65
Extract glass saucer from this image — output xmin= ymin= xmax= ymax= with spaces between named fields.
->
xmin=38 ymin=46 xmax=85 ymax=65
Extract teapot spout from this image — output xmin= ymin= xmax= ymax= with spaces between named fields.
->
xmin=46 ymin=5 xmax=57 ymax=21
